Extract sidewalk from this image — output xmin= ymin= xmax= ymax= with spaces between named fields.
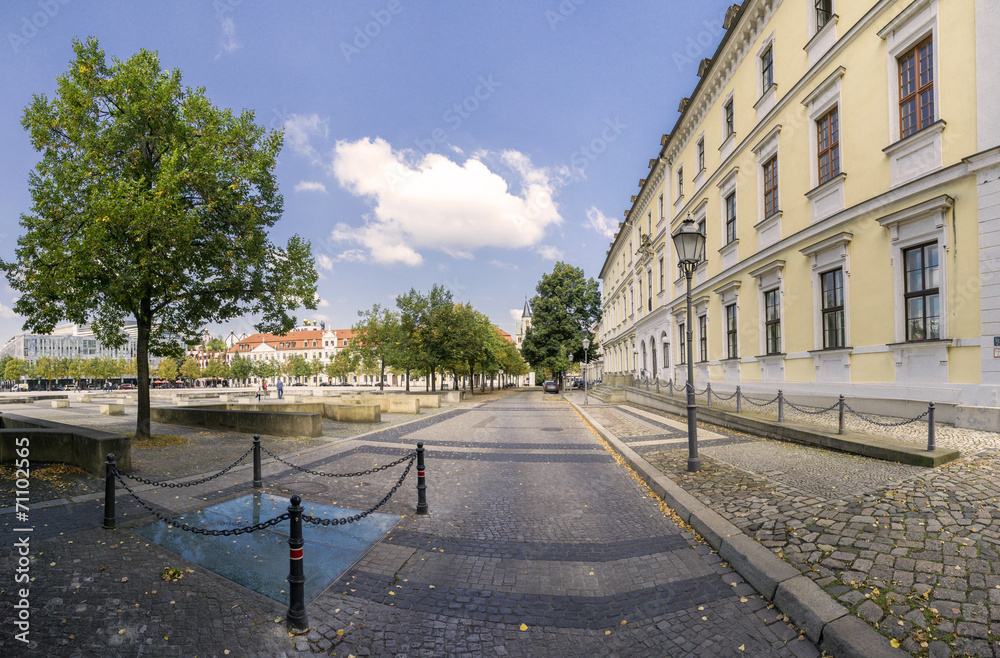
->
xmin=569 ymin=392 xmax=1000 ymax=658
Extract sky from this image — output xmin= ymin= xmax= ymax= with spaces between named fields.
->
xmin=0 ymin=0 xmax=735 ymax=342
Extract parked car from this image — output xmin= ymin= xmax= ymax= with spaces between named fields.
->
xmin=120 ymin=384 xmax=135 ymax=390
xmin=319 ymin=382 xmax=331 ymax=387
xmin=543 ymin=380 xmax=559 ymax=394
xmin=291 ymin=382 xmax=305 ymax=387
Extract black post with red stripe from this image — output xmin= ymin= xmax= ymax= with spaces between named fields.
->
xmin=416 ymin=442 xmax=428 ymax=515
xmin=286 ymin=494 xmax=309 ymax=632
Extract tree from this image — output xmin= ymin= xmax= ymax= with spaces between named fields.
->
xmin=5 ymin=38 xmax=317 ymax=438
xmin=180 ymin=357 xmax=202 ymax=381
xmin=155 ymin=357 xmax=178 ymax=382
xmin=4 ymin=358 xmax=29 ymax=383
xmin=325 ymin=350 xmax=355 ymax=383
xmin=202 ymin=358 xmax=229 ymax=380
xmin=350 ymin=304 xmax=401 ymax=392
xmin=396 ymin=285 xmax=454 ymax=391
xmin=206 ymin=337 xmax=227 ymax=351
xmin=229 ymin=354 xmax=253 ymax=384
xmin=521 ymin=262 xmax=601 ymax=384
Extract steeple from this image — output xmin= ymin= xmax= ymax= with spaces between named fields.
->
xmin=521 ymin=298 xmax=532 ymax=319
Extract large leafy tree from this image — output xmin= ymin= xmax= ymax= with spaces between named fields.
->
xmin=5 ymin=38 xmax=317 ymax=437
xmin=396 ymin=285 xmax=454 ymax=391
xmin=521 ymin=262 xmax=601 ymax=384
xmin=350 ymin=303 xmax=402 ymax=392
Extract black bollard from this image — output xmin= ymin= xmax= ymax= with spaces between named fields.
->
xmin=252 ymin=434 xmax=262 ymax=489
xmin=103 ymin=453 xmax=116 ymax=530
xmin=838 ymin=395 xmax=845 ymax=435
xmin=777 ymin=390 xmax=784 ymax=423
xmin=706 ymin=383 xmax=712 ymax=407
xmin=286 ymin=494 xmax=308 ymax=632
xmin=927 ymin=402 xmax=936 ymax=452
xmin=736 ymin=386 xmax=742 ymax=414
xmin=416 ymin=442 xmax=428 ymax=515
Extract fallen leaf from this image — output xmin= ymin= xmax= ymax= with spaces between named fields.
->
xmin=519 ymin=623 xmax=528 ymax=631
xmin=890 ymin=639 xmax=900 ymax=648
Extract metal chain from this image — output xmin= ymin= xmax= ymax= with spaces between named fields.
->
xmin=711 ymin=390 xmax=738 ymax=401
xmin=844 ymin=403 xmax=930 ymax=427
xmin=784 ymin=399 xmax=841 ymax=415
xmin=303 ymin=455 xmax=415 ymax=527
xmin=741 ymin=394 xmax=780 ymax=407
xmin=261 ymin=445 xmax=416 ymax=478
xmin=112 ymin=467 xmax=290 ymax=536
xmin=117 ymin=446 xmax=254 ymax=488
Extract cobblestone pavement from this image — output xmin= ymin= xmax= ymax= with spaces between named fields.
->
xmin=298 ymin=391 xmax=818 ymax=656
xmin=598 ymin=397 xmax=1000 ymax=657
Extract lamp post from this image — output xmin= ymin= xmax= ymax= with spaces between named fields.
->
xmin=671 ymin=213 xmax=707 ymax=473
xmin=582 ymin=337 xmax=590 ymax=405
xmin=565 ymin=353 xmax=573 ymax=400
xmin=632 ymin=347 xmax=639 ymax=385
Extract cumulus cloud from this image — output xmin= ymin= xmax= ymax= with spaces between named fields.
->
xmin=328 ymin=137 xmax=562 ymax=266
xmin=508 ymin=308 xmax=523 ymax=325
xmin=283 ymin=114 xmax=329 ymax=164
xmin=537 ymin=245 xmax=564 ymax=260
xmin=0 ymin=303 xmax=16 ymax=319
xmin=489 ymin=260 xmax=518 ymax=271
xmin=317 ymin=298 xmax=330 ymax=308
xmin=295 ymin=181 xmax=327 ymax=193
xmin=586 ymin=206 xmax=617 ymax=239
xmin=315 ymin=254 xmax=334 ymax=272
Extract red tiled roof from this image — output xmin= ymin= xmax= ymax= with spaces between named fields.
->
xmin=228 ymin=329 xmax=353 ymax=353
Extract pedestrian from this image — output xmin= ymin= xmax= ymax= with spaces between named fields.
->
xmin=277 ymin=379 xmax=284 ymax=399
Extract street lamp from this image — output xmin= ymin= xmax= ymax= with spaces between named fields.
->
xmin=564 ymin=353 xmax=574 ymax=400
xmin=633 ymin=347 xmax=639 ymax=385
xmin=582 ymin=337 xmax=590 ymax=405
xmin=671 ymin=213 xmax=706 ymax=472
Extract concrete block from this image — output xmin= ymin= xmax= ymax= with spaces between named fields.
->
xmin=218 ymin=394 xmax=233 ymax=402
xmin=323 ymin=402 xmax=381 ymax=423
xmin=80 ymin=396 xmax=92 ymax=403
xmin=406 ymin=394 xmax=441 ymax=408
xmin=51 ymin=400 xmax=70 ymax=409
xmin=820 ymin=613 xmax=910 ymax=658
xmin=774 ymin=575 xmax=848 ymax=644
xmin=719 ymin=533 xmax=800 ymax=601
xmin=687 ymin=506 xmax=741 ymax=551
xmin=443 ymin=391 xmax=462 ymax=403
xmin=100 ymin=404 xmax=125 ymax=416
xmin=284 ymin=395 xmax=301 ymax=404
xmin=387 ymin=397 xmax=420 ymax=414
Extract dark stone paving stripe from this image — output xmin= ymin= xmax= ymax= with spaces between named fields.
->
xmin=344 ymin=445 xmax=614 ymax=463
xmin=341 ymin=569 xmax=734 ymax=629
xmin=615 ymin=407 xmax=688 ymax=434
xmin=359 ymin=436 xmax=601 ymax=451
xmin=384 ymin=530 xmax=688 ymax=560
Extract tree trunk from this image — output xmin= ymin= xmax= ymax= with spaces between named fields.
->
xmin=379 ymin=355 xmax=385 ymax=392
xmin=405 ymin=368 xmax=410 ymax=392
xmin=135 ymin=305 xmax=152 ymax=440
xmin=430 ymin=366 xmax=436 ymax=391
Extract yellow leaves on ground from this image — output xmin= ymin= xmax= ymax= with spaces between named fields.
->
xmin=890 ymin=639 xmax=901 ymax=648
xmin=519 ymin=623 xmax=528 ymax=631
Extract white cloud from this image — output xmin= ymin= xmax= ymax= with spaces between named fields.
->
xmin=283 ymin=114 xmax=329 ymax=164
xmin=329 ymin=137 xmax=562 ymax=266
xmin=315 ymin=254 xmax=334 ymax=272
xmin=586 ymin=206 xmax=617 ymax=239
xmin=294 ymin=181 xmax=327 ymax=193
xmin=537 ymin=245 xmax=564 ymax=260
xmin=0 ymin=303 xmax=16 ymax=319
xmin=317 ymin=298 xmax=330 ymax=308
xmin=508 ymin=308 xmax=523 ymax=325
xmin=489 ymin=260 xmax=518 ymax=271
xmin=217 ymin=17 xmax=241 ymax=56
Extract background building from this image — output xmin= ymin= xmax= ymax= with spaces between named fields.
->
xmin=599 ymin=0 xmax=1000 ymax=409
xmin=0 ymin=321 xmax=165 ymax=368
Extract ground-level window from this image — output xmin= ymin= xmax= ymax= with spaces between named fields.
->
xmin=765 ymin=289 xmax=781 ymax=354
xmin=726 ymin=303 xmax=738 ymax=359
xmin=821 ymin=269 xmax=845 ymax=348
xmin=698 ymin=315 xmax=708 ymax=362
xmin=904 ymin=242 xmax=940 ymax=340
xmin=679 ymin=323 xmax=686 ymax=364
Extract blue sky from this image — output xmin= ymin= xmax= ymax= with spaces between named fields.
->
xmin=0 ymin=0 xmax=734 ymax=342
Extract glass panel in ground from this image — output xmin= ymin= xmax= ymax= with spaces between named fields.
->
xmin=132 ymin=493 xmax=400 ymax=603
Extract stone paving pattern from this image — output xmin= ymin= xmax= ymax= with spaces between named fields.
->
xmin=1 ymin=389 xmax=818 ymax=656
xmin=601 ymin=395 xmax=1000 ymax=657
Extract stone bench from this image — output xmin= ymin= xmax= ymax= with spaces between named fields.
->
xmin=0 ymin=413 xmax=131 ymax=475
xmin=284 ymin=395 xmax=301 ymax=404
xmin=79 ymin=395 xmax=92 ymax=403
xmin=101 ymin=404 xmax=125 ymax=416
xmin=51 ymin=400 xmax=70 ymax=409
xmin=151 ymin=405 xmax=322 ymax=437
xmin=405 ymin=394 xmax=441 ymax=409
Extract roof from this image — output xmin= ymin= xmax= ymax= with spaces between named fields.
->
xmin=495 ymin=328 xmax=514 ymax=344
xmin=521 ymin=298 xmax=532 ymax=319
xmin=228 ymin=329 xmax=354 ymax=353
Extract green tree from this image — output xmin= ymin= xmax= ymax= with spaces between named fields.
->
xmin=180 ymin=357 xmax=202 ymax=381
xmin=34 ymin=356 xmax=59 ymax=388
xmin=4 ymin=358 xmax=29 ymax=383
xmin=395 ymin=285 xmax=454 ymax=391
xmin=229 ymin=354 xmax=253 ymax=385
xmin=310 ymin=356 xmax=325 ymax=383
xmin=325 ymin=350 xmax=355 ymax=383
xmin=206 ymin=337 xmax=227 ymax=351
xmin=202 ymin=358 xmax=229 ymax=380
xmin=254 ymin=358 xmax=280 ymax=382
xmin=155 ymin=357 xmax=179 ymax=382
xmin=350 ymin=304 xmax=401 ymax=392
xmin=5 ymin=38 xmax=317 ymax=438
xmin=521 ymin=262 xmax=602 ymax=385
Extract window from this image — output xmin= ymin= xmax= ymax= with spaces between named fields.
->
xmin=647 ymin=212 xmax=652 ymax=234
xmin=724 ymin=98 xmax=734 ymax=137
xmin=898 ymin=37 xmax=933 ymax=139
xmin=697 ymin=138 xmax=705 ymax=172
xmin=676 ymin=167 xmax=684 ymax=199
xmin=679 ymin=323 xmax=686 ymax=364
xmin=903 ymin=242 xmax=940 ymax=340
xmin=659 ymin=194 xmax=664 ymax=222
xmin=761 ymin=45 xmax=774 ymax=92
xmin=817 ymin=108 xmax=840 ymax=184
xmin=821 ymin=269 xmax=845 ymax=348
xmin=658 ymin=257 xmax=664 ymax=291
xmin=697 ymin=219 xmax=706 ymax=242
xmin=698 ymin=315 xmax=708 ymax=362
xmin=765 ymin=289 xmax=781 ymax=354
xmin=816 ymin=0 xmax=832 ymax=30
xmin=763 ymin=156 xmax=779 ymax=218
xmin=647 ymin=270 xmax=653 ymax=311
xmin=726 ymin=304 xmax=738 ymax=359
xmin=725 ymin=192 xmax=737 ymax=244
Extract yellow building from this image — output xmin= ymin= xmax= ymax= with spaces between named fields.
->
xmin=598 ymin=0 xmax=1000 ymax=410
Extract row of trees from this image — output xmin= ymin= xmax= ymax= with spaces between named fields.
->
xmin=350 ymin=285 xmax=530 ymax=392
xmin=0 ymin=355 xmax=137 ymax=385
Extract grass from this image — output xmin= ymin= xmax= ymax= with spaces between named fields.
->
xmin=127 ymin=433 xmax=189 ymax=448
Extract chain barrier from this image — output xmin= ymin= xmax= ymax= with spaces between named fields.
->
xmin=112 ymin=467 xmax=290 ymax=536
xmin=303 ymin=454 xmax=415 ymax=527
xmin=118 ymin=445 xmax=254 ymax=488
xmin=844 ymin=403 xmax=930 ymax=427
xmin=261 ymin=445 xmax=416 ymax=478
xmin=711 ymin=390 xmax=739 ymax=401
xmin=784 ymin=399 xmax=841 ymax=415
xmin=741 ymin=393 xmax=780 ymax=407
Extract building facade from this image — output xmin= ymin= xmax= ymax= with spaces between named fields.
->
xmin=599 ymin=0 xmax=1000 ymax=407
xmin=0 ymin=322 xmax=164 ymax=368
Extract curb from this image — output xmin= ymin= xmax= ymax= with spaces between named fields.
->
xmin=570 ymin=400 xmax=909 ymax=658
